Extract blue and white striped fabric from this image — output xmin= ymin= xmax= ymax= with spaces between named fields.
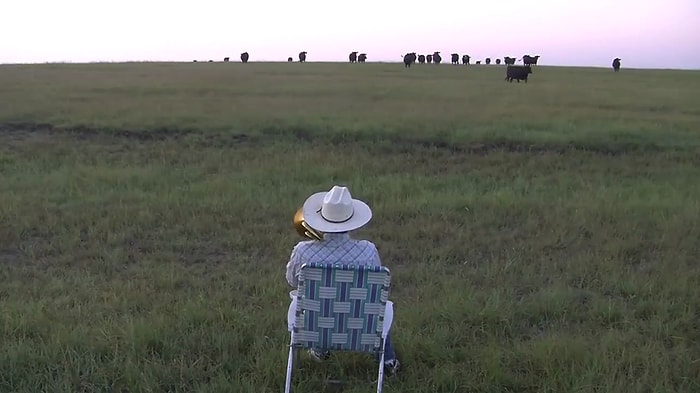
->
xmin=292 ymin=262 xmax=391 ymax=353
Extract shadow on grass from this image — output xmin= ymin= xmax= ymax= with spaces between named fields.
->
xmin=0 ymin=121 xmax=688 ymax=157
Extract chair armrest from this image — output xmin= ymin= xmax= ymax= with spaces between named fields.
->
xmin=287 ymin=297 xmax=298 ymax=332
xmin=382 ymin=300 xmax=394 ymax=338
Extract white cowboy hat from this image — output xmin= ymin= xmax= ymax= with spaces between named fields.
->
xmin=302 ymin=185 xmax=372 ymax=233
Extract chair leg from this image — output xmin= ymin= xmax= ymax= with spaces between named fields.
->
xmin=376 ymin=338 xmax=386 ymax=393
xmin=284 ymin=335 xmax=296 ymax=393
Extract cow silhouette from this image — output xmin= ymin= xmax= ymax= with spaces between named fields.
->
xmin=403 ymin=52 xmax=417 ymax=68
xmin=505 ymin=65 xmax=533 ymax=83
xmin=523 ymin=55 xmax=540 ymax=65
xmin=612 ymin=58 xmax=621 ymax=72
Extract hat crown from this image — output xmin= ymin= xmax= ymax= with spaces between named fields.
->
xmin=320 ymin=186 xmax=354 ymax=223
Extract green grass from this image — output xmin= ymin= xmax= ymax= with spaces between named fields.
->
xmin=1 ymin=62 xmax=699 ymax=393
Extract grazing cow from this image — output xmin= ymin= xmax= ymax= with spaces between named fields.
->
xmin=208 ymin=60 xmax=213 ymax=62
xmin=433 ymin=52 xmax=442 ymax=64
xmin=495 ymin=58 xmax=501 ymax=65
xmin=523 ymin=55 xmax=540 ymax=66
xmin=504 ymin=56 xmax=516 ymax=65
xmin=240 ymin=52 xmax=249 ymax=63
xmin=358 ymin=53 xmax=367 ymax=62
xmin=505 ymin=65 xmax=532 ymax=83
xmin=403 ymin=52 xmax=417 ymax=68
xmin=288 ymin=57 xmax=293 ymax=62
xmin=299 ymin=51 xmax=307 ymax=62
xmin=193 ymin=60 xmax=198 ymax=62
xmin=224 ymin=57 xmax=229 ymax=62
xmin=418 ymin=54 xmax=426 ymax=64
xmin=462 ymin=54 xmax=470 ymax=65
xmin=485 ymin=57 xmax=491 ymax=65
xmin=612 ymin=58 xmax=621 ymax=72
xmin=426 ymin=54 xmax=433 ymax=63
xmin=476 ymin=60 xmax=481 ymax=64
xmin=451 ymin=53 xmax=459 ymax=64
xmin=349 ymin=51 xmax=358 ymax=63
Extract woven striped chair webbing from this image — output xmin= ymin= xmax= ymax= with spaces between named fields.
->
xmin=293 ymin=263 xmax=391 ymax=353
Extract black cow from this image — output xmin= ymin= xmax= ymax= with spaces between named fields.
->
xmin=287 ymin=57 xmax=293 ymax=62
xmin=451 ymin=53 xmax=459 ymax=64
xmin=426 ymin=54 xmax=433 ymax=63
xmin=523 ymin=55 xmax=540 ymax=66
xmin=612 ymin=58 xmax=621 ymax=72
xmin=349 ymin=51 xmax=358 ymax=63
xmin=418 ymin=54 xmax=426 ymax=64
xmin=504 ymin=56 xmax=516 ymax=65
xmin=403 ymin=52 xmax=417 ymax=68
xmin=240 ymin=52 xmax=249 ymax=63
xmin=433 ymin=51 xmax=442 ymax=64
xmin=299 ymin=51 xmax=307 ymax=62
xmin=224 ymin=57 xmax=229 ymax=62
xmin=462 ymin=54 xmax=470 ymax=65
xmin=485 ymin=57 xmax=491 ymax=65
xmin=495 ymin=58 xmax=501 ymax=65
xmin=358 ymin=53 xmax=367 ymax=62
xmin=476 ymin=60 xmax=481 ymax=64
xmin=505 ymin=65 xmax=532 ymax=83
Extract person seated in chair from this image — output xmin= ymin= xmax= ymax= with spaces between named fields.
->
xmin=285 ymin=185 xmax=401 ymax=375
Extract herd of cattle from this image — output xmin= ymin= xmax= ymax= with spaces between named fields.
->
xmin=399 ymin=52 xmax=544 ymax=83
xmin=204 ymin=51 xmax=543 ymax=67
xmin=199 ymin=52 xmax=623 ymax=83
xmin=399 ymin=52 xmax=540 ymax=67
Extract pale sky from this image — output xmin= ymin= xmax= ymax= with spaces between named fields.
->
xmin=2 ymin=0 xmax=699 ymax=69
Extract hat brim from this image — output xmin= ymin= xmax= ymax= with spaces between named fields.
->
xmin=302 ymin=192 xmax=373 ymax=233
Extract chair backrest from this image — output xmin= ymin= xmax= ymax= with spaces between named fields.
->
xmin=292 ymin=262 xmax=391 ymax=353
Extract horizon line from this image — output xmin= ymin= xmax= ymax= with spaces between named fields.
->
xmin=1 ymin=60 xmax=698 ymax=71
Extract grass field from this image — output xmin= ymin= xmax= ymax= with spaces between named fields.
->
xmin=1 ymin=61 xmax=699 ymax=393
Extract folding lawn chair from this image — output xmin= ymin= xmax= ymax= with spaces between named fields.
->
xmin=284 ymin=262 xmax=394 ymax=393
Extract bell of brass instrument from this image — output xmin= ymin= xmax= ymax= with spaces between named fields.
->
xmin=293 ymin=207 xmax=324 ymax=241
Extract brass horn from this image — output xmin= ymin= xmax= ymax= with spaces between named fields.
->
xmin=293 ymin=207 xmax=324 ymax=241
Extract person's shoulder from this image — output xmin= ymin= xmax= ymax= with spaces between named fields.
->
xmin=292 ymin=240 xmax=317 ymax=252
xmin=355 ymin=239 xmax=379 ymax=251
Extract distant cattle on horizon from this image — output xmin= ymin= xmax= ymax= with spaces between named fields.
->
xmin=403 ymin=52 xmax=417 ymax=67
xmin=523 ymin=55 xmax=540 ymax=66
xmin=612 ymin=58 xmax=621 ymax=72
